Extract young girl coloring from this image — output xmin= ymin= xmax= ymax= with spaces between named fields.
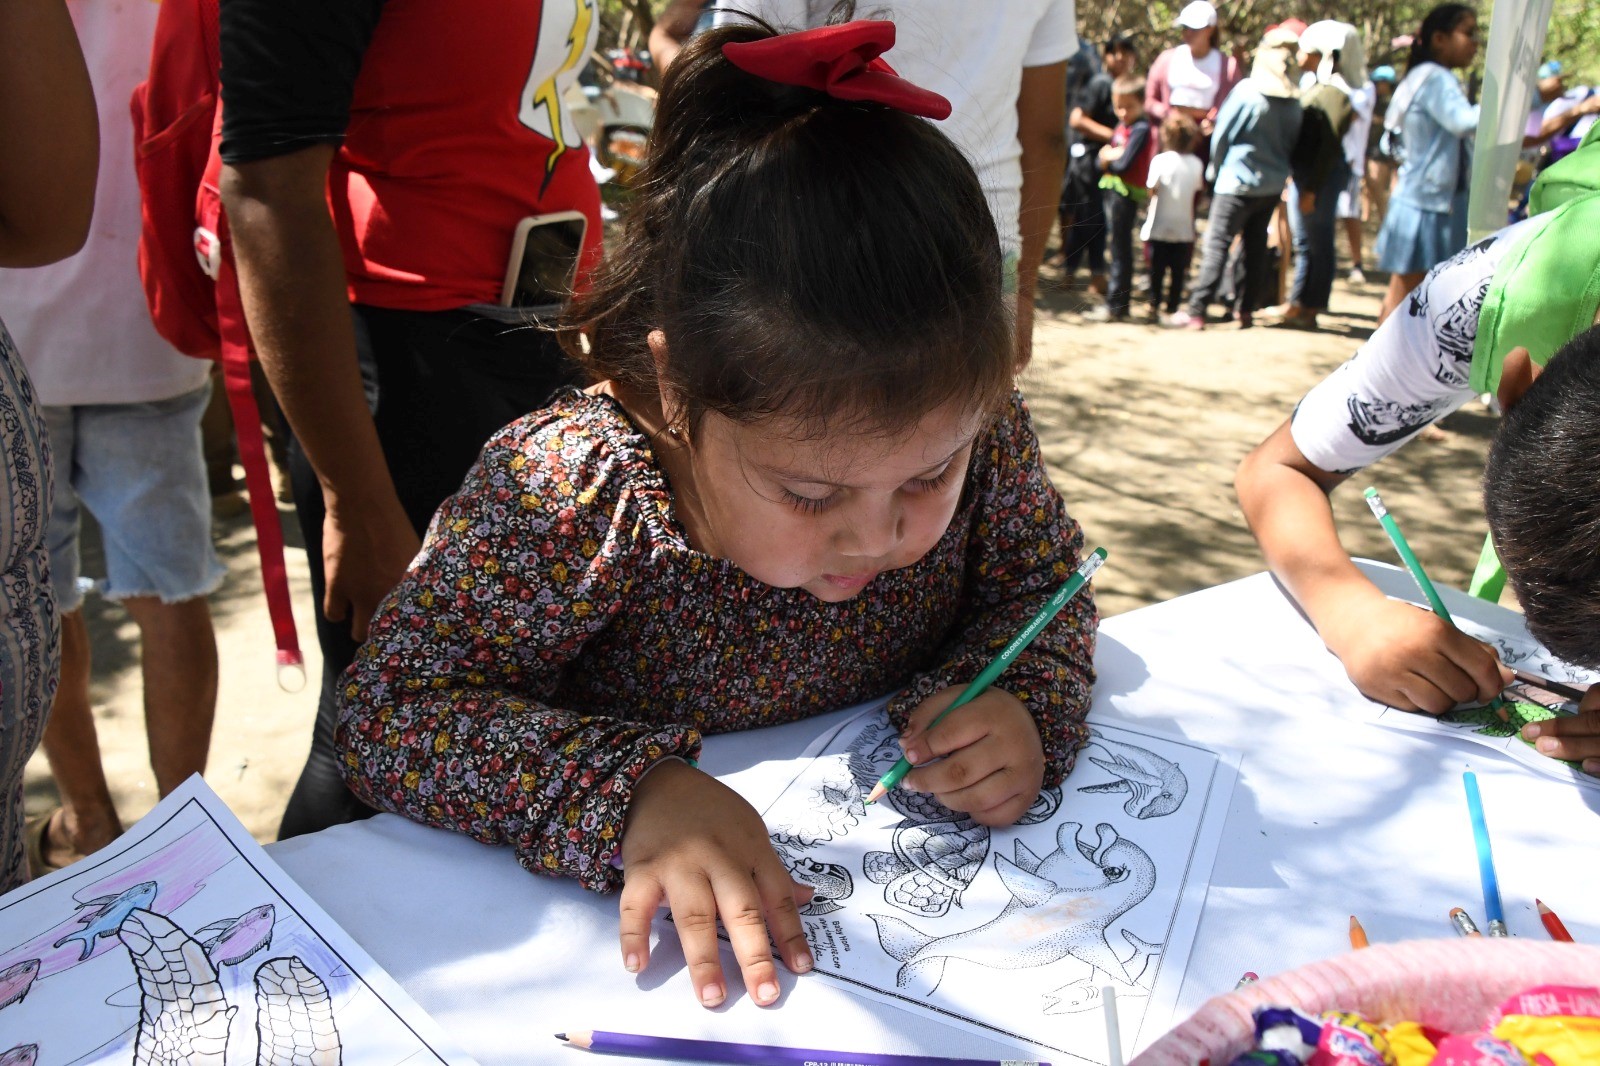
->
xmin=334 ymin=21 xmax=1097 ymax=1012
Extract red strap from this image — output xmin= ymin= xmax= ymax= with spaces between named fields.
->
xmin=215 ymin=226 xmax=305 ymax=689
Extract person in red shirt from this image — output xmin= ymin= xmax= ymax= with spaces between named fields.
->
xmin=218 ymin=0 xmax=602 ymax=838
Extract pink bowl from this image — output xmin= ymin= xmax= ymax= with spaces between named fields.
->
xmin=1134 ymin=939 xmax=1600 ymax=1065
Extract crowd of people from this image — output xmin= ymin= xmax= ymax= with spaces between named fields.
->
xmin=1056 ymin=2 xmax=1597 ymax=333
xmin=5 ymin=0 xmax=1600 ymax=1020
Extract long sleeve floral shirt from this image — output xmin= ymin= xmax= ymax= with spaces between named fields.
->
xmin=336 ymin=389 xmax=1096 ymax=891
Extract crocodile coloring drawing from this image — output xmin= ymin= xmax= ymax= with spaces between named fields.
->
xmin=869 ymin=821 xmax=1158 ymax=998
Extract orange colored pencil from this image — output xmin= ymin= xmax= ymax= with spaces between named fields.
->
xmin=1349 ymin=915 xmax=1369 ymax=949
xmin=1537 ymin=899 xmax=1575 ymax=943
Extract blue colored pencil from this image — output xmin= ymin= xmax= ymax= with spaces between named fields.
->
xmin=1462 ymin=771 xmax=1509 ymax=937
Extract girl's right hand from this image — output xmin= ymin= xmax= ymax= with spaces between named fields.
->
xmin=619 ymin=760 xmax=815 ymax=1009
xmin=1324 ymin=595 xmax=1510 ymax=714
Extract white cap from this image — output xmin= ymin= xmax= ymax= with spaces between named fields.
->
xmin=1176 ymin=1 xmax=1218 ymax=30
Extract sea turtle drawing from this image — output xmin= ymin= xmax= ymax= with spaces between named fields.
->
xmin=863 ymin=815 xmax=991 ymax=917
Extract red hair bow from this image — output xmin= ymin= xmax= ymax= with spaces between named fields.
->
xmin=722 ymin=20 xmax=952 ymax=120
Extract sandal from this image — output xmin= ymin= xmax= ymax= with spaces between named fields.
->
xmin=24 ymin=808 xmax=87 ymax=878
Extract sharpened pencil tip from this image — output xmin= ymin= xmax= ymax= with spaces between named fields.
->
xmin=865 ymin=783 xmax=887 ymax=804
xmin=555 ymin=1034 xmax=566 ymax=1041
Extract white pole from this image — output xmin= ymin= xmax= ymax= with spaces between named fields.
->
xmin=1466 ymin=0 xmax=1557 ymax=242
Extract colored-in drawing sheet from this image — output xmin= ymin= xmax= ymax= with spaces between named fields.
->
xmin=1365 ymin=617 xmax=1598 ymax=790
xmin=747 ymin=711 xmax=1236 ymax=1065
xmin=0 ymin=776 xmax=475 ymax=1066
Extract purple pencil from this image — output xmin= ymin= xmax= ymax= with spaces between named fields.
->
xmin=556 ymin=1031 xmax=1052 ymax=1066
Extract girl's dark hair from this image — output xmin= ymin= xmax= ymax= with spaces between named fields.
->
xmin=559 ymin=21 xmax=1014 ymax=439
xmin=1408 ymin=4 xmax=1474 ymax=71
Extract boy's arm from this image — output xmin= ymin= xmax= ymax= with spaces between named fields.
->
xmin=1106 ymin=121 xmax=1149 ymax=175
xmin=334 ymin=423 xmax=700 ymax=892
xmin=1235 ymin=283 xmax=1509 ymax=712
xmin=884 ymin=392 xmax=1096 ymax=788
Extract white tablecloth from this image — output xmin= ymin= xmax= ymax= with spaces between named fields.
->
xmin=268 ymin=564 xmax=1600 ymax=1063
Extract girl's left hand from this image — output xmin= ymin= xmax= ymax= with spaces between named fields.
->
xmin=896 ymin=688 xmax=1046 ymax=827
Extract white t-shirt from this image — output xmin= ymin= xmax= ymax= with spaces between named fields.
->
xmin=1140 ymin=151 xmax=1204 ymax=242
xmin=713 ymin=0 xmax=1078 ymax=259
xmin=1166 ymin=45 xmax=1225 ymax=112
xmin=1343 ymin=82 xmax=1377 ymax=171
xmin=0 ymin=0 xmax=210 ymax=407
xmin=1289 ymin=220 xmax=1529 ymax=472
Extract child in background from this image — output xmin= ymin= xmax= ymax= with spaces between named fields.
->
xmin=335 ymin=20 xmax=1096 ymax=1013
xmin=1092 ymin=74 xmax=1154 ymax=322
xmin=1143 ymin=112 xmax=1204 ymax=323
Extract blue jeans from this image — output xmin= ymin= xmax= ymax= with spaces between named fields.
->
xmin=1288 ymin=159 xmax=1351 ymax=311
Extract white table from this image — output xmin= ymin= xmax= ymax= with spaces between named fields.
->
xmin=267 ymin=564 xmax=1600 ymax=1064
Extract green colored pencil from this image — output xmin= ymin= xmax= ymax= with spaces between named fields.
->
xmin=1363 ymin=487 xmax=1505 ymax=711
xmin=865 ymin=547 xmax=1107 ymax=804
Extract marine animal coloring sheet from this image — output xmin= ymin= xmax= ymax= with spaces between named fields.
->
xmin=746 ymin=711 xmax=1236 ymax=1064
xmin=0 ymin=777 xmax=474 ymax=1066
xmin=1364 ymin=618 xmax=1598 ymax=790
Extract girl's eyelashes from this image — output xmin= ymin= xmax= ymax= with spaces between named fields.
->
xmin=779 ymin=463 xmax=959 ymax=515
xmin=781 ymin=487 xmax=834 ymax=515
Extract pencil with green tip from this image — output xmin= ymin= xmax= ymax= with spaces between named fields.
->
xmin=1363 ymin=487 xmax=1505 ymax=711
xmin=866 ymin=546 xmax=1107 ymax=805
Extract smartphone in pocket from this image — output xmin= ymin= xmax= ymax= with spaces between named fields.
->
xmin=499 ymin=211 xmax=589 ymax=309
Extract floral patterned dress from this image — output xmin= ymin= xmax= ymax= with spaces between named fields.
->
xmin=336 ymin=389 xmax=1095 ymax=891
xmin=1 ymin=321 xmax=58 ymax=891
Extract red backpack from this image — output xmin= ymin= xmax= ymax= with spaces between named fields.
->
xmin=130 ymin=0 xmax=303 ymax=683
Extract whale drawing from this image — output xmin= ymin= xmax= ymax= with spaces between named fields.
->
xmin=869 ymin=821 xmax=1157 ymax=997
xmin=53 ymin=881 xmax=160 ymax=961
xmin=1076 ymin=729 xmax=1188 ymax=819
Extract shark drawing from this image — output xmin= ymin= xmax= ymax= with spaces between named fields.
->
xmin=53 ymin=881 xmax=160 ymax=961
xmin=1076 ymin=729 xmax=1188 ymax=819
xmin=869 ymin=821 xmax=1157 ymax=998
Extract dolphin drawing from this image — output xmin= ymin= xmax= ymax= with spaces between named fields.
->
xmin=53 ymin=881 xmax=160 ymax=961
xmin=0 ymin=959 xmax=39 ymax=1010
xmin=870 ymin=821 xmax=1157 ymax=996
xmin=1076 ymin=729 xmax=1188 ymax=819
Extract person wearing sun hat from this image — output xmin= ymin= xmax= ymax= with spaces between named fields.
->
xmin=1173 ymin=26 xmax=1303 ymax=330
xmin=1146 ymin=0 xmax=1243 ymax=147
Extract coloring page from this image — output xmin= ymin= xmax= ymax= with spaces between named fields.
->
xmin=1449 ymin=616 xmax=1600 ymax=687
xmin=1367 ymin=676 xmax=1598 ymax=791
xmin=0 ymin=777 xmax=475 ymax=1066
xmin=734 ymin=711 xmax=1236 ymax=1064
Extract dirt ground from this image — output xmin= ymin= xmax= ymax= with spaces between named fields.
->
xmin=21 ymin=246 xmax=1503 ymax=846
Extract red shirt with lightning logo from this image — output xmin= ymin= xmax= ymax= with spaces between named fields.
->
xmin=220 ymin=0 xmax=603 ymax=311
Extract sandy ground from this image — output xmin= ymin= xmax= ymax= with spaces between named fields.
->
xmin=21 ymin=256 xmax=1502 ymax=847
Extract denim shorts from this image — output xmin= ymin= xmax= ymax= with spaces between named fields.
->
xmin=44 ymin=381 xmax=225 ymax=612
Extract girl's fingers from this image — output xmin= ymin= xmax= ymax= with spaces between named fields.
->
xmin=755 ymin=866 xmax=816 ymax=979
xmin=617 ymin=874 xmax=665 ymax=976
xmin=928 ymin=764 xmax=1032 ymax=826
xmin=902 ymin=702 xmax=990 ymax=767
xmin=661 ymin=874 xmax=728 ymax=1008
xmin=707 ymin=868 xmax=782 ymax=1009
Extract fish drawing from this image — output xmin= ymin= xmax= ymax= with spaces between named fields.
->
xmin=869 ymin=821 xmax=1157 ymax=997
xmin=0 ymin=959 xmax=40 ymax=1009
xmin=789 ymin=858 xmax=855 ymax=916
xmin=194 ymin=903 xmax=275 ymax=967
xmin=1076 ymin=729 xmax=1188 ymax=819
xmin=0 ymin=1045 xmax=37 ymax=1066
xmin=53 ymin=881 xmax=160 ymax=961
